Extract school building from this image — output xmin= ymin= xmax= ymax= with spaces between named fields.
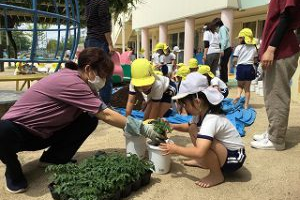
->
xmin=111 ymin=0 xmax=300 ymax=102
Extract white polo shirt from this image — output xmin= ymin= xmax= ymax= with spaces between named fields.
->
xmin=203 ymin=31 xmax=221 ymax=55
xmin=129 ymin=75 xmax=170 ymax=102
xmin=191 ymin=114 xmax=244 ymax=151
xmin=233 ymin=44 xmax=258 ymax=65
xmin=152 ymin=53 xmax=166 ymax=65
xmin=165 ymin=53 xmax=176 ymax=64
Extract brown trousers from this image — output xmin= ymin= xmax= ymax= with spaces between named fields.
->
xmin=263 ymin=52 xmax=300 ymax=144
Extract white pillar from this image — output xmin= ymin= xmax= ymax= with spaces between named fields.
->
xmin=184 ymin=18 xmax=195 ymax=65
xmin=141 ymin=28 xmax=149 ymax=60
xmin=159 ymin=24 xmax=168 ymax=43
xmin=221 ymin=9 xmax=234 ymax=46
xmin=121 ymin=15 xmax=126 ymax=53
xmin=136 ymin=29 xmax=140 ymax=59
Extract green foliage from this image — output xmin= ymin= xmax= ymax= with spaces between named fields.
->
xmin=108 ymin=0 xmax=142 ymax=20
xmin=11 ymin=31 xmax=32 ymax=51
xmin=151 ymin=118 xmax=172 ymax=135
xmin=151 ymin=118 xmax=172 ymax=145
xmin=46 ymin=153 xmax=154 ymax=200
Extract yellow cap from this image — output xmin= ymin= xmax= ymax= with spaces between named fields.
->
xmin=154 ymin=42 xmax=168 ymax=54
xmin=140 ymin=48 xmax=145 ymax=54
xmin=238 ymin=28 xmax=257 ymax=45
xmin=198 ymin=65 xmax=215 ymax=78
xmin=176 ymin=66 xmax=190 ymax=80
xmin=188 ymin=58 xmax=198 ymax=69
xmin=177 ymin=63 xmax=184 ymax=68
xmin=131 ymin=58 xmax=155 ymax=87
xmin=153 ymin=70 xmax=163 ymax=76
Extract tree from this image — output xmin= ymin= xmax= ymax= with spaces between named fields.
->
xmin=12 ymin=31 xmax=32 ymax=52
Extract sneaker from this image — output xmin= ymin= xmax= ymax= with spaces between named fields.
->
xmin=252 ymin=131 xmax=268 ymax=141
xmin=250 ymin=138 xmax=285 ymax=151
xmin=5 ymin=176 xmax=28 ymax=194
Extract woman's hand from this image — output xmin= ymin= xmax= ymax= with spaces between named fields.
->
xmin=261 ymin=46 xmax=276 ymax=70
xmin=159 ymin=143 xmax=178 ymax=156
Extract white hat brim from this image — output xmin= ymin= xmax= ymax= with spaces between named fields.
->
xmin=201 ymin=87 xmax=224 ymax=105
xmin=172 ymin=92 xmax=190 ymax=100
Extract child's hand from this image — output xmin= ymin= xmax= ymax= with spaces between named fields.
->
xmin=159 ymin=143 xmax=177 ymax=156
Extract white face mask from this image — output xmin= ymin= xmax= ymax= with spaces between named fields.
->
xmin=88 ymin=74 xmax=106 ymax=92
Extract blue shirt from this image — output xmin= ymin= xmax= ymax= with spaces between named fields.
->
xmin=219 ymin=25 xmax=231 ymax=51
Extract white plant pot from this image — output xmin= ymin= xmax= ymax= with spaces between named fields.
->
xmin=255 ymin=85 xmax=260 ymax=95
xmin=259 ymin=87 xmax=264 ymax=96
xmin=258 ymin=81 xmax=263 ymax=88
xmin=147 ymin=140 xmax=172 ymax=174
xmin=250 ymin=83 xmax=255 ymax=92
xmin=124 ymin=133 xmax=147 ymax=159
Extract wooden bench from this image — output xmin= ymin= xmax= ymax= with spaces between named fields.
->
xmin=0 ymin=74 xmax=48 ymax=91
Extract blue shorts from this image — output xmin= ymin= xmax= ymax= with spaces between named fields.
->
xmin=236 ymin=64 xmax=256 ymax=81
xmin=221 ymin=148 xmax=246 ymax=173
xmin=160 ymin=80 xmax=177 ymax=103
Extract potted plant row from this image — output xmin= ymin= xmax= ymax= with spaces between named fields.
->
xmin=46 ymin=153 xmax=155 ymax=200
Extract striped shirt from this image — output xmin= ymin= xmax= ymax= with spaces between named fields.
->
xmin=85 ymin=0 xmax=112 ymax=41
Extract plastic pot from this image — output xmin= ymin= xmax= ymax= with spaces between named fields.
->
xmin=124 ymin=133 xmax=147 ymax=159
xmin=103 ymin=190 xmax=121 ymax=200
xmin=120 ymin=183 xmax=132 ymax=198
xmin=111 ymin=190 xmax=121 ymax=200
xmin=141 ymin=170 xmax=152 ymax=186
xmin=147 ymin=140 xmax=172 ymax=174
xmin=48 ymin=183 xmax=61 ymax=200
xmin=131 ymin=178 xmax=142 ymax=191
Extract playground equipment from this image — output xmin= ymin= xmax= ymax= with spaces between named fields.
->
xmin=0 ymin=0 xmax=81 ymax=71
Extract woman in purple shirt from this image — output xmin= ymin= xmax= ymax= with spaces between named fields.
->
xmin=0 ymin=47 xmax=165 ymax=194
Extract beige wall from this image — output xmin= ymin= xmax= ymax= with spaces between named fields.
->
xmin=132 ymin=0 xmax=239 ymax=29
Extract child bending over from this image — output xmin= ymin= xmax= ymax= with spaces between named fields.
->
xmin=126 ymin=59 xmax=177 ymax=120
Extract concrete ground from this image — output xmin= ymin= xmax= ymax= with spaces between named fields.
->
xmin=0 ymin=67 xmax=300 ymax=200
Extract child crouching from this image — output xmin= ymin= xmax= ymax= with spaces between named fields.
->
xmin=160 ymin=72 xmax=246 ymax=188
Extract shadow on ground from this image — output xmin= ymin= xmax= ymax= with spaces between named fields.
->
xmin=285 ymin=126 xmax=300 ymax=150
xmin=250 ymin=103 xmax=265 ymax=109
xmin=169 ymin=135 xmax=191 ymax=147
xmin=224 ymin=166 xmax=252 ymax=183
xmin=123 ymin=177 xmax=162 ymax=200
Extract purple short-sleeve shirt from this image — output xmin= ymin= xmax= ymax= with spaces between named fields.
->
xmin=2 ymin=69 xmax=104 ymax=138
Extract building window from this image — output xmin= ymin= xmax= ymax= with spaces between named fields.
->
xmin=243 ymin=21 xmax=257 ymax=36
xmin=169 ymin=33 xmax=177 ymax=50
xmin=243 ymin=20 xmax=265 ymax=44
xmin=179 ymin=32 xmax=185 ymax=49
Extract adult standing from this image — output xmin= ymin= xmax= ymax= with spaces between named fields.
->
xmin=251 ymin=0 xmax=300 ymax=150
xmin=0 ymin=48 xmax=165 ymax=194
xmin=212 ymin=18 xmax=232 ymax=83
xmin=84 ymin=0 xmax=114 ymax=106
xmin=203 ymin=23 xmax=221 ymax=76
